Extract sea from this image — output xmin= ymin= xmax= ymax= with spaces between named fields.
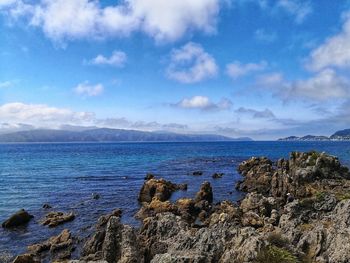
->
xmin=1 ymin=141 xmax=350 ymax=257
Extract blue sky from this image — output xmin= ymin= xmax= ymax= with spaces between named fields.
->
xmin=1 ymin=0 xmax=350 ymax=140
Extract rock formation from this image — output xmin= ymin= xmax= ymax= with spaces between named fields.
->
xmin=12 ymin=151 xmax=350 ymax=263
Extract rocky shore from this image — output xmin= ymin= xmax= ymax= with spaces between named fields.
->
xmin=5 ymin=151 xmax=350 ymax=263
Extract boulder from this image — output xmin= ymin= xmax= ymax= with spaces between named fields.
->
xmin=41 ymin=211 xmax=75 ymax=227
xmin=138 ymin=178 xmax=184 ymax=203
xmin=2 ymin=209 xmax=33 ymax=228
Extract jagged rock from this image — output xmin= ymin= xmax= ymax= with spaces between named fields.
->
xmin=194 ymin=181 xmax=213 ymax=203
xmin=237 ymin=157 xmax=274 ymax=195
xmin=237 ymin=151 xmax=350 ymax=200
xmin=2 ymin=209 xmax=33 ymax=228
xmin=82 ymin=210 xmax=122 ymax=258
xmin=241 ymin=211 xmax=264 ymax=227
xmin=27 ymin=229 xmax=74 ymax=261
xmin=138 ymin=178 xmax=184 ymax=203
xmin=82 ymin=214 xmax=142 ymax=263
xmin=41 ymin=211 xmax=75 ymax=227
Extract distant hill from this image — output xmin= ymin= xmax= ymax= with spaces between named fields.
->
xmin=278 ymin=135 xmax=330 ymax=141
xmin=0 ymin=128 xmax=253 ymax=143
xmin=279 ymin=129 xmax=350 ymax=141
xmin=330 ymin=129 xmax=350 ymax=140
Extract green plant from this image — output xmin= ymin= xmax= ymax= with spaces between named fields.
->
xmin=255 ymin=245 xmax=299 ymax=263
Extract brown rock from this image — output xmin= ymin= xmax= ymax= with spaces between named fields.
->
xmin=138 ymin=178 xmax=180 ymax=203
xmin=27 ymin=229 xmax=74 ymax=261
xmin=12 ymin=254 xmax=38 ymax=263
xmin=41 ymin=211 xmax=75 ymax=227
xmin=195 ymin=181 xmax=213 ymax=203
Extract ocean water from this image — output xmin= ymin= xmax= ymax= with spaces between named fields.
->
xmin=1 ymin=141 xmax=350 ymax=257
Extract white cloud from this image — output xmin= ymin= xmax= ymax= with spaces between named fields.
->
xmin=254 ymin=29 xmax=277 ymax=43
xmin=74 ymin=82 xmax=104 ymax=97
xmin=173 ymin=96 xmax=232 ymax=111
xmin=4 ymin=0 xmax=220 ymax=43
xmin=88 ymin=50 xmax=127 ymax=67
xmin=307 ymin=13 xmax=350 ymax=71
xmin=276 ymin=0 xmax=312 ymax=24
xmin=256 ymin=72 xmax=284 ymax=86
xmin=226 ymin=61 xmax=267 ymax=79
xmin=0 ymin=102 xmax=95 ymax=125
xmin=167 ymin=42 xmax=218 ymax=84
xmin=257 ymin=69 xmax=350 ymax=101
xmin=0 ymin=102 xmax=191 ymax=133
xmin=130 ymin=0 xmax=219 ymax=42
xmin=290 ymin=69 xmax=350 ymax=101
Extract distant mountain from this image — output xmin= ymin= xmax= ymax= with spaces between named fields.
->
xmin=279 ymin=129 xmax=350 ymax=141
xmin=278 ymin=135 xmax=330 ymax=141
xmin=0 ymin=128 xmax=253 ymax=143
xmin=330 ymin=129 xmax=350 ymax=140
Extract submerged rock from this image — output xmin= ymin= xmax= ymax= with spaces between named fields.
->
xmin=212 ymin=172 xmax=224 ymax=179
xmin=41 ymin=211 xmax=75 ymax=227
xmin=2 ymin=209 xmax=33 ymax=228
xmin=42 ymin=204 xmax=52 ymax=209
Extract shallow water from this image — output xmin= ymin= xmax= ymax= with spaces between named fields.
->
xmin=1 ymin=141 xmax=350 ymax=257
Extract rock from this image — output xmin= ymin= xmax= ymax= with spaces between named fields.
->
xmin=42 ymin=204 xmax=52 ymax=209
xmin=27 ymin=229 xmax=74 ymax=261
xmin=92 ymin=193 xmax=101 ymax=200
xmin=241 ymin=211 xmax=264 ymax=228
xmin=212 ymin=173 xmax=224 ymax=179
xmin=176 ymin=183 xmax=188 ymax=191
xmin=41 ymin=211 xmax=75 ymax=227
xmin=2 ymin=209 xmax=33 ymax=228
xmin=83 ymin=215 xmax=142 ymax=263
xmin=145 ymin=173 xmax=155 ymax=180
xmin=12 ymin=254 xmax=38 ymax=263
xmin=82 ymin=209 xmax=122 ymax=259
xmin=135 ymin=199 xmax=176 ymax=220
xmin=194 ymin=181 xmax=213 ymax=203
xmin=192 ymin=171 xmax=203 ymax=176
xmin=138 ymin=178 xmax=182 ymax=203
xmin=237 ymin=151 xmax=350 ymax=200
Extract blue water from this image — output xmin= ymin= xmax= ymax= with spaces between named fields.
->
xmin=1 ymin=141 xmax=350 ymax=257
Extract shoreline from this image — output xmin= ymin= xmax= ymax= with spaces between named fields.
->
xmin=3 ymin=150 xmax=350 ymax=262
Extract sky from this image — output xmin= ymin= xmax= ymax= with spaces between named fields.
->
xmin=1 ymin=0 xmax=350 ymax=140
